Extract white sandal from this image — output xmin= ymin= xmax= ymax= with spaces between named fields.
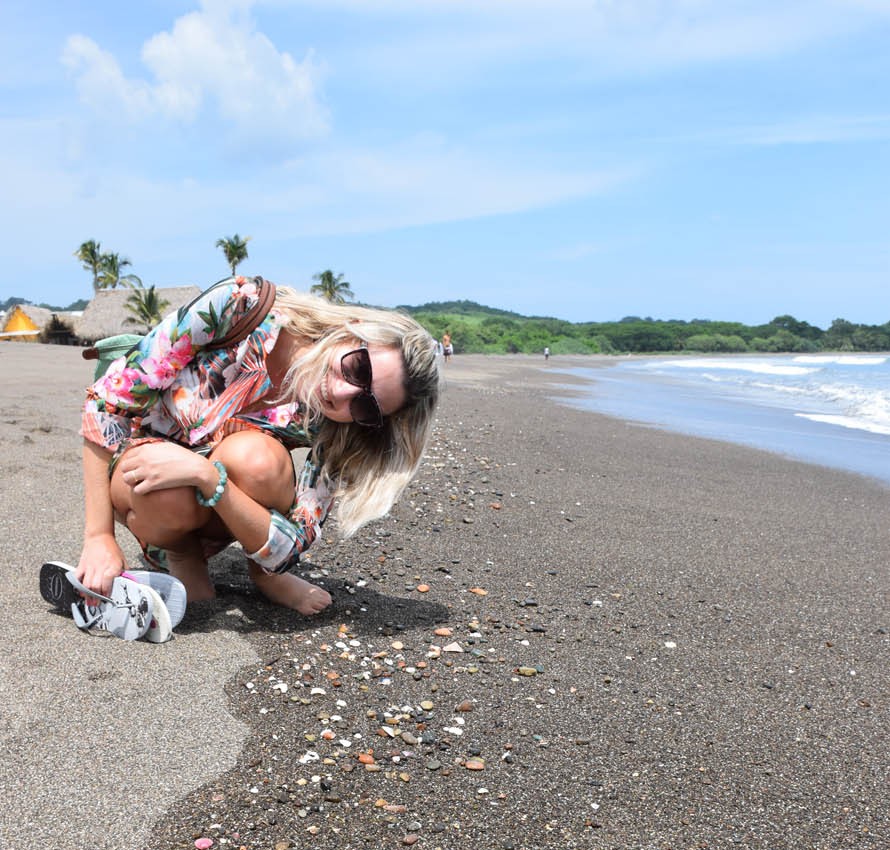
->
xmin=67 ymin=573 xmax=154 ymax=641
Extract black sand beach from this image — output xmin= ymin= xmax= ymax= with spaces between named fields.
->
xmin=2 ymin=344 xmax=888 ymax=850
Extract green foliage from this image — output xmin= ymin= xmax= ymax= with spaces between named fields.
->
xmin=98 ymin=252 xmax=141 ymax=290
xmin=74 ymin=240 xmax=141 ymax=291
xmin=74 ymin=239 xmax=104 ymax=292
xmin=311 ymin=270 xmax=354 ymax=304
xmin=216 ymin=234 xmax=251 ymax=275
xmin=1 ymin=296 xmax=29 ymax=311
xmin=684 ymin=334 xmax=749 ymax=352
xmin=399 ymin=301 xmax=889 ymax=355
xmin=124 ymin=285 xmax=170 ymax=333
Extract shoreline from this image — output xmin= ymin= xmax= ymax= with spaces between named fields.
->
xmin=452 ymin=352 xmax=890 ymax=492
xmin=4 ymin=344 xmax=889 ymax=849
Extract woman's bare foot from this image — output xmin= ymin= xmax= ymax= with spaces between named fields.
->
xmin=248 ymin=562 xmax=332 ymax=615
xmin=166 ymin=544 xmax=216 ymax=602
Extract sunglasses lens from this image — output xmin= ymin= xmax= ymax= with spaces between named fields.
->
xmin=349 ymin=392 xmax=383 ymax=428
xmin=341 ymin=348 xmax=372 ymax=388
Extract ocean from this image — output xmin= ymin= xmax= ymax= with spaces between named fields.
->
xmin=553 ymin=354 xmax=890 ymax=488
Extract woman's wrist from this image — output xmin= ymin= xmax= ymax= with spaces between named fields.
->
xmin=83 ymin=527 xmax=116 ymax=542
xmin=196 ymin=460 xmax=228 ymax=507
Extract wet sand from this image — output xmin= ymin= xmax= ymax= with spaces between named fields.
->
xmin=2 ymin=344 xmax=888 ymax=849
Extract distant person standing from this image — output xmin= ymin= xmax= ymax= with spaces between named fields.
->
xmin=442 ymin=331 xmax=453 ymax=363
xmin=543 ymin=346 xmax=550 ymax=361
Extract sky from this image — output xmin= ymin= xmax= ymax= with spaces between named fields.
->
xmin=2 ymin=0 xmax=888 ymax=327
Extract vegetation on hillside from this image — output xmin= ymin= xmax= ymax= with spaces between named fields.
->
xmin=400 ymin=303 xmax=890 ymax=354
xmin=9 ymin=245 xmax=889 ymax=354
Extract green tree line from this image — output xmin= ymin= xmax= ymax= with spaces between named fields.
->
xmin=405 ymin=307 xmax=890 ymax=354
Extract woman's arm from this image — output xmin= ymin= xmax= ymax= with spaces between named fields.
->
xmin=121 ymin=440 xmax=279 ymax=555
xmin=240 ymin=455 xmax=334 ymax=573
xmin=118 ymin=437 xmax=332 ymax=572
xmin=76 ymin=439 xmax=127 ymax=597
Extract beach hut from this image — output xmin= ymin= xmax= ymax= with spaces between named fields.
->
xmin=0 ymin=304 xmax=54 ymax=342
xmin=76 ymin=286 xmax=202 ymax=343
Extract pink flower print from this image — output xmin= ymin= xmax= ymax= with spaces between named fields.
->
xmin=102 ymin=367 xmax=141 ymax=406
xmin=238 ymin=279 xmax=258 ymax=300
xmin=141 ymin=356 xmax=177 ymax=389
xmin=168 ymin=334 xmax=193 ymax=368
xmin=141 ymin=334 xmax=193 ymax=389
xmin=263 ymin=407 xmax=292 ymax=427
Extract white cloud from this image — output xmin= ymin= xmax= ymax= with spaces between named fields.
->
xmin=268 ymin=140 xmax=633 ymax=236
xmin=285 ymin=0 xmax=875 ymax=78
xmin=60 ymin=0 xmax=328 ymax=140
xmin=652 ymin=113 xmax=890 ymax=148
xmin=552 ymin=242 xmax=603 ymax=262
xmin=61 ymin=36 xmax=154 ymax=121
xmin=737 ymin=114 xmax=890 ymax=146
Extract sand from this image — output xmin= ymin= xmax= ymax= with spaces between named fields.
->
xmin=1 ymin=344 xmax=888 ymax=850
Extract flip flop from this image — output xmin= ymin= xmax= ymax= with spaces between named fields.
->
xmin=39 ymin=561 xmax=81 ymax=610
xmin=40 ymin=562 xmax=187 ymax=630
xmin=123 ymin=570 xmax=187 ymax=628
xmin=66 ymin=573 xmax=154 ymax=641
xmin=138 ymin=583 xmax=173 ymax=643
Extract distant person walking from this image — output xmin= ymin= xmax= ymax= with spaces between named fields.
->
xmin=544 ymin=346 xmax=550 ymax=361
xmin=442 ymin=331 xmax=453 ymax=363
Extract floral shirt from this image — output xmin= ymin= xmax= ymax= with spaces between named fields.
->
xmin=81 ymin=277 xmax=333 ymax=573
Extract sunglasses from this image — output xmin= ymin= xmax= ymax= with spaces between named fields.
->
xmin=340 ymin=345 xmax=384 ymax=429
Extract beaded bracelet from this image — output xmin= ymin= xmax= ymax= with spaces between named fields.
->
xmin=195 ymin=460 xmax=228 ymax=508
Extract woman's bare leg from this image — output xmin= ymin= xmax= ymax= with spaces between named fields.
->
xmin=210 ymin=431 xmax=332 ymax=615
xmin=110 ymin=432 xmax=333 ymax=614
xmin=247 ymin=561 xmax=332 ymax=615
xmin=111 ymin=456 xmax=217 ymax=600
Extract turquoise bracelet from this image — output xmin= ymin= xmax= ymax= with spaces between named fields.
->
xmin=196 ymin=460 xmax=228 ymax=507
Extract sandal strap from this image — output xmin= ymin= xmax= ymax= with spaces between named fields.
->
xmin=71 ymin=602 xmax=102 ymax=630
xmin=65 ymin=571 xmax=115 ymax=605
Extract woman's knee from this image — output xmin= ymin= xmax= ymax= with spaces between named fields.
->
xmin=212 ymin=431 xmax=294 ymax=507
xmin=128 ymin=486 xmax=205 ymax=538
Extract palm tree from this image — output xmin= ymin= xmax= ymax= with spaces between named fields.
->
xmin=311 ymin=270 xmax=354 ymax=304
xmin=98 ymin=253 xmax=142 ymax=290
xmin=216 ymin=234 xmax=251 ymax=275
xmin=74 ymin=240 xmax=104 ymax=292
xmin=123 ymin=285 xmax=169 ymax=333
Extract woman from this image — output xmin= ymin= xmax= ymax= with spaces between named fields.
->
xmin=76 ymin=277 xmax=440 ymax=615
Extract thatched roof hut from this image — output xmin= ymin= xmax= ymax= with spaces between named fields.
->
xmin=0 ymin=304 xmax=55 ymax=342
xmin=76 ymin=286 xmax=201 ymax=343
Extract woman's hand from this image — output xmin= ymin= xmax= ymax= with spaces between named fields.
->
xmin=117 ymin=441 xmax=212 ymax=495
xmin=76 ymin=533 xmax=126 ymax=600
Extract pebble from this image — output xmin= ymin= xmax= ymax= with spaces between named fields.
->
xmin=194 ymin=840 xmax=213 ymax=850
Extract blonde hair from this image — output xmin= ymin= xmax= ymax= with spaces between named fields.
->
xmin=273 ymin=287 xmax=440 ymax=536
